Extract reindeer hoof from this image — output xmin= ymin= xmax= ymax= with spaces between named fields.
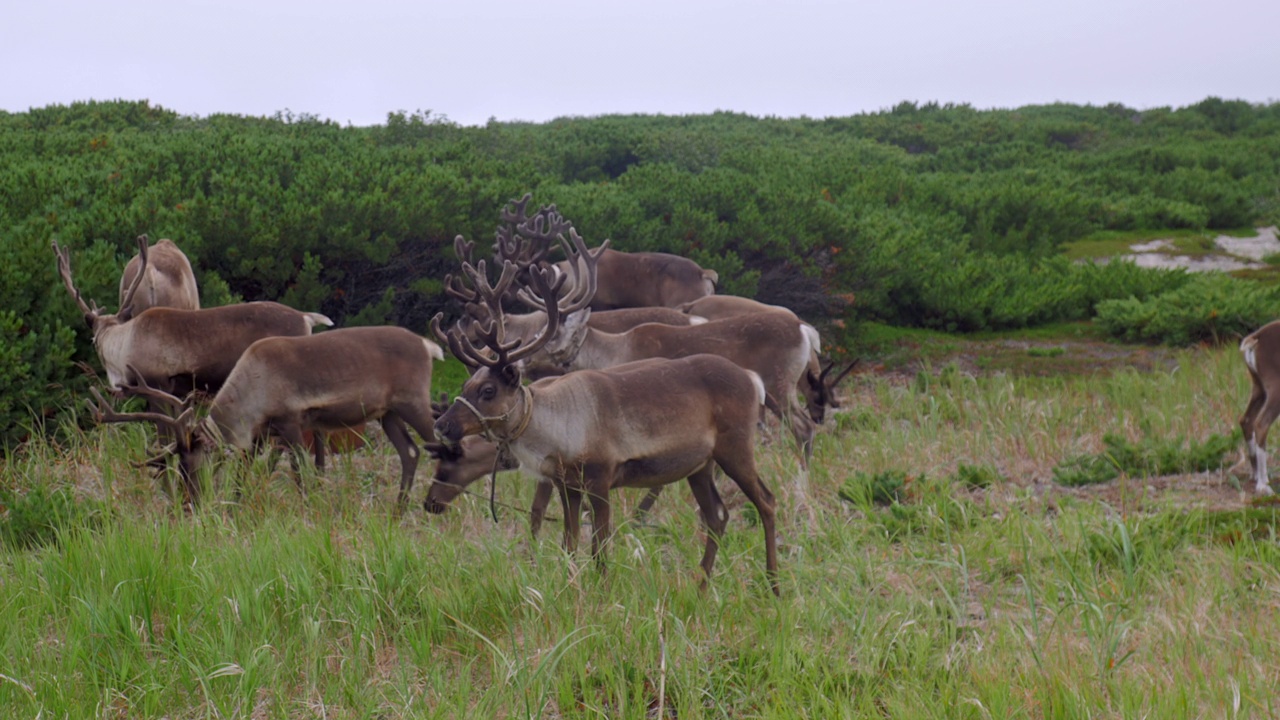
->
xmin=1257 ymin=484 xmax=1275 ymax=496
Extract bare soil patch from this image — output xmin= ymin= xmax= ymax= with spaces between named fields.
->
xmin=1119 ymin=226 xmax=1280 ymax=272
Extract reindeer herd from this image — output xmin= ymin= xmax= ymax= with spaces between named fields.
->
xmin=55 ymin=192 xmax=1280 ymax=597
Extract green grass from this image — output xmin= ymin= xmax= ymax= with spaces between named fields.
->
xmin=851 ymin=320 xmax=1172 ymax=377
xmin=1062 ymin=227 xmax=1264 ymax=261
xmin=3 ymin=343 xmax=1279 ymax=717
xmin=1061 ymin=229 xmax=1208 ymax=261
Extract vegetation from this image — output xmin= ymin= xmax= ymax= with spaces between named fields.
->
xmin=2 ymin=340 xmax=1276 ymax=717
xmin=3 ymin=98 xmax=1280 ymax=446
xmin=1052 ymin=430 xmax=1240 ymax=487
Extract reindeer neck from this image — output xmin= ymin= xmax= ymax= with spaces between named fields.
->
xmin=94 ymin=319 xmax=133 ymax=388
xmin=506 ymin=381 xmax=597 ymax=472
xmin=208 ymin=385 xmax=256 ymax=449
xmin=571 ymin=327 xmax=634 ymax=370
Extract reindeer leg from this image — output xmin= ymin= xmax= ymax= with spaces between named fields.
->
xmin=558 ymin=482 xmax=584 ymax=555
xmin=715 ymin=450 xmax=780 ymax=597
xmin=381 ymin=414 xmax=420 ymax=509
xmin=685 ymin=464 xmax=726 ymax=588
xmin=1250 ymin=399 xmax=1280 ymax=495
xmin=530 ymin=479 xmax=554 ymax=539
xmin=311 ymin=430 xmax=328 ymax=472
xmin=273 ymin=423 xmax=311 ymax=495
xmin=1240 ymin=377 xmax=1267 ymax=481
xmin=585 ymin=475 xmax=615 ymax=574
xmin=784 ymin=398 xmax=817 ymax=526
xmin=634 ymin=486 xmax=663 ymax=521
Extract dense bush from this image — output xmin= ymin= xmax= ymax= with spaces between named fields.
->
xmin=3 ymin=98 xmax=1280 ymax=446
xmin=0 ymin=486 xmax=103 ymax=550
xmin=1095 ymin=273 xmax=1280 ymax=345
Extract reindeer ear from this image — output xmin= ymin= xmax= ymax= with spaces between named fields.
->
xmin=500 ymin=363 xmax=523 ymax=386
xmin=548 ymin=309 xmax=591 ymax=359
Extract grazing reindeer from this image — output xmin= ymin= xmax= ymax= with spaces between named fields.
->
xmin=119 ymin=235 xmax=200 ymax=313
xmin=89 ymin=326 xmax=444 ymax=507
xmin=509 ymin=236 xmax=819 ymax=465
xmin=54 ymin=237 xmax=331 ymax=395
xmin=680 ymin=295 xmax=859 ymax=424
xmin=1240 ymin=321 xmax=1280 ymax=494
xmin=431 ymin=236 xmax=780 ymax=594
xmin=423 ymin=433 xmax=666 ymax=535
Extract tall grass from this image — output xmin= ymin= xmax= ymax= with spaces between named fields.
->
xmin=2 ymin=345 xmax=1277 ymax=718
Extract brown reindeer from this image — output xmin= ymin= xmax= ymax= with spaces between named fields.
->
xmin=489 ymin=194 xmax=718 ymax=311
xmin=680 ymin=294 xmax=859 ymax=424
xmin=89 ymin=326 xmax=444 ymax=507
xmin=1239 ymin=321 xmax=1280 ymax=494
xmin=513 ymin=244 xmax=820 ymax=464
xmin=558 ymin=249 xmax=719 ymax=310
xmin=54 ymin=237 xmax=332 ymax=396
xmin=119 ymin=236 xmax=200 ymax=313
xmin=431 ymin=235 xmax=780 ymax=594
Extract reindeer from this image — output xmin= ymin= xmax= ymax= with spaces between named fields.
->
xmin=89 ymin=326 xmax=444 ymax=506
xmin=490 ymin=193 xmax=718 ymax=311
xmin=54 ymin=237 xmax=332 ymax=396
xmin=505 ymin=238 xmax=818 ymax=460
xmin=423 ymin=433 xmax=666 ymax=535
xmin=119 ymin=235 xmax=200 ymax=313
xmin=431 ymin=235 xmax=780 ymax=594
xmin=680 ymin=294 xmax=859 ymax=424
xmin=556 ymin=249 xmax=718 ymax=310
xmin=1239 ymin=321 xmax=1280 ymax=494
xmin=459 ymin=304 xmax=704 ymax=342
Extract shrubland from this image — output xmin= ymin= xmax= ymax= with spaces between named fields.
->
xmin=3 ymin=98 xmax=1280 ymax=445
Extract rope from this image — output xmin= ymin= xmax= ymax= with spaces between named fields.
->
xmin=447 ymin=385 xmax=534 ymax=523
xmin=420 ymin=473 xmax=560 ymax=524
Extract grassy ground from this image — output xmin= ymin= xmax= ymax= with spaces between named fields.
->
xmin=2 ymin=338 xmax=1278 ymax=718
xmin=1061 ymin=228 xmax=1259 ymax=262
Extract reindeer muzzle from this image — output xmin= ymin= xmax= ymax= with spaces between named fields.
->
xmin=433 ymin=413 xmax=463 ymax=444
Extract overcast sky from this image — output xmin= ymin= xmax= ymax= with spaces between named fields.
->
xmin=4 ymin=0 xmax=1277 ymax=127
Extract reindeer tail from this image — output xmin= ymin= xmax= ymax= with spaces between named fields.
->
xmin=1242 ymin=334 xmax=1261 ymax=373
xmin=304 ymin=312 xmax=334 ymax=330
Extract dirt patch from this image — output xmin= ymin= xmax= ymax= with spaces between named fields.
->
xmin=1119 ymin=226 xmax=1280 ymax=272
xmin=872 ymin=335 xmax=1180 ymax=380
xmin=1049 ymin=469 xmax=1255 ymax=514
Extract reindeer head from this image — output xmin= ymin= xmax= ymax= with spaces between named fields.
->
xmin=422 ymin=435 xmax=498 ymax=514
xmin=54 ymin=236 xmax=153 ymax=386
xmin=86 ymin=373 xmax=215 ymax=504
xmin=54 ymin=235 xmax=151 ymax=331
xmin=802 ymin=357 xmax=859 ymax=424
xmin=432 ymin=226 xmax=603 ymax=445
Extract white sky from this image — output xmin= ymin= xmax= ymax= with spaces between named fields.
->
xmin=4 ymin=0 xmax=1277 ymax=127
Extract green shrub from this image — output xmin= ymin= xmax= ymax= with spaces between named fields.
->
xmin=1053 ymin=430 xmax=1240 ymax=487
xmin=0 ymin=487 xmax=103 ymax=550
xmin=952 ymin=463 xmax=1002 ymax=489
xmin=1053 ymin=454 xmax=1122 ymax=487
xmin=1095 ymin=273 xmax=1280 ymax=345
xmin=838 ymin=469 xmax=910 ymax=506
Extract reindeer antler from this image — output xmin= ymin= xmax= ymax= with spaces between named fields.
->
xmin=116 ymin=235 xmax=150 ymax=321
xmin=494 ymin=194 xmax=571 ymax=272
xmin=443 ymin=235 xmax=481 ymax=305
xmin=87 ymin=385 xmax=195 ymax=435
xmin=816 ymin=357 xmax=860 ymax=406
xmin=516 ymin=228 xmax=607 ymax=316
xmin=52 ymin=240 xmax=100 ymax=319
